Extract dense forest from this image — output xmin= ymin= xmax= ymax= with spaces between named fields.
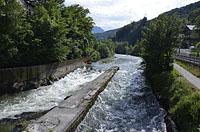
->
xmin=161 ymin=1 xmax=200 ymax=23
xmin=95 ymin=28 xmax=118 ymax=40
xmin=0 ymin=0 xmax=115 ymax=68
xmin=139 ymin=14 xmax=200 ymax=132
xmin=95 ymin=1 xmax=200 ymax=47
xmin=114 ymin=17 xmax=147 ymax=44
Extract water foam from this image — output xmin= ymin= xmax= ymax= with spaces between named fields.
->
xmin=0 ymin=67 xmax=102 ymax=119
xmin=76 ymin=54 xmax=166 ymax=132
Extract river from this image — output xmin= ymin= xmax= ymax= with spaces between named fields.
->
xmin=76 ymin=54 xmax=166 ymax=132
xmin=0 ymin=67 xmax=102 ymax=119
xmin=0 ymin=54 xmax=166 ymax=132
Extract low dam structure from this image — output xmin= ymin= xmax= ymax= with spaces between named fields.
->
xmin=0 ymin=58 xmax=89 ymax=95
xmin=27 ymin=66 xmax=119 ymax=132
xmin=0 ymin=55 xmax=166 ymax=132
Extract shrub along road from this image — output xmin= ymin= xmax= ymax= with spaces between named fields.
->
xmin=174 ymin=63 xmax=200 ymax=90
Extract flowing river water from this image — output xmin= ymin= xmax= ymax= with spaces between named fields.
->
xmin=0 ymin=54 xmax=166 ymax=132
xmin=76 ymin=54 xmax=166 ymax=132
xmin=0 ymin=68 xmax=102 ymax=119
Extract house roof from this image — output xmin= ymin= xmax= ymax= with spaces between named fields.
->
xmin=186 ymin=25 xmax=196 ymax=30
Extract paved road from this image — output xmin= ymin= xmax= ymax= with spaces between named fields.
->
xmin=174 ymin=63 xmax=200 ymax=90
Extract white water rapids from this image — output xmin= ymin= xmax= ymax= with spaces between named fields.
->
xmin=0 ymin=54 xmax=166 ymax=132
xmin=0 ymin=67 xmax=102 ymax=119
xmin=76 ymin=54 xmax=166 ymax=132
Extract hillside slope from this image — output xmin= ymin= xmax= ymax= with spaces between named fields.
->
xmin=161 ymin=1 xmax=200 ymax=22
xmin=100 ymin=1 xmax=200 ymax=45
xmin=115 ymin=17 xmax=148 ymax=44
xmin=95 ymin=29 xmax=118 ymax=40
xmin=92 ymin=26 xmax=104 ymax=33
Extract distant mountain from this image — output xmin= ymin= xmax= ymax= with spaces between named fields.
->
xmin=92 ymin=26 xmax=104 ymax=34
xmin=94 ymin=1 xmax=200 ymax=43
xmin=95 ymin=29 xmax=118 ymax=40
xmin=113 ymin=1 xmax=200 ymax=45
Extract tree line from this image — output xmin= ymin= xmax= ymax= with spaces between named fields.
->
xmin=138 ymin=15 xmax=200 ymax=132
xmin=0 ymin=0 xmax=115 ymax=68
xmin=114 ymin=5 xmax=200 ymax=131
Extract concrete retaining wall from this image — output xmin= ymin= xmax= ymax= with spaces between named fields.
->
xmin=0 ymin=58 xmax=90 ymax=95
xmin=27 ymin=66 xmax=119 ymax=132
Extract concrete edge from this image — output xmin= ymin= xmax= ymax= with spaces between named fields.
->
xmin=0 ymin=58 xmax=90 ymax=95
xmin=27 ymin=66 xmax=119 ymax=132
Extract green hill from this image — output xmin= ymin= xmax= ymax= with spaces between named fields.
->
xmin=98 ymin=1 xmax=200 ymax=45
xmin=160 ymin=1 xmax=200 ymax=23
xmin=114 ymin=17 xmax=148 ymax=44
xmin=95 ymin=29 xmax=118 ymax=40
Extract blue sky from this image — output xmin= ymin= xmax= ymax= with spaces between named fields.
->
xmin=65 ymin=0 xmax=199 ymax=31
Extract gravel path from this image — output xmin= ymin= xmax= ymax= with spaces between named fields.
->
xmin=174 ymin=63 xmax=200 ymax=90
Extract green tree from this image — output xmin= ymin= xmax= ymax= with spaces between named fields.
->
xmin=0 ymin=0 xmax=104 ymax=68
xmin=96 ymin=40 xmax=115 ymax=59
xmin=189 ymin=8 xmax=200 ymax=24
xmin=115 ymin=42 xmax=130 ymax=54
xmin=115 ymin=17 xmax=147 ymax=44
xmin=195 ymin=42 xmax=200 ymax=57
xmin=97 ymin=43 xmax=110 ymax=58
xmin=196 ymin=16 xmax=200 ymax=27
xmin=142 ymin=16 xmax=181 ymax=77
xmin=28 ymin=0 xmax=69 ymax=64
xmin=0 ymin=0 xmax=31 ymax=68
xmin=131 ymin=40 xmax=144 ymax=56
xmin=61 ymin=4 xmax=94 ymax=59
xmin=90 ymin=50 xmax=100 ymax=62
xmin=195 ymin=16 xmax=200 ymax=36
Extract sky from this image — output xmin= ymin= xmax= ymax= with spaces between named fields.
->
xmin=64 ymin=0 xmax=199 ymax=31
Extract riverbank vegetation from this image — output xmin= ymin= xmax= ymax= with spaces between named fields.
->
xmin=142 ymin=16 xmax=180 ymax=77
xmin=175 ymin=60 xmax=200 ymax=78
xmin=0 ymin=0 xmax=115 ymax=68
xmin=141 ymin=15 xmax=200 ymax=131
xmin=151 ymin=70 xmax=200 ymax=132
xmin=115 ymin=41 xmax=143 ymax=56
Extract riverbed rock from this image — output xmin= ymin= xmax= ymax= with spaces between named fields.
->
xmin=27 ymin=66 xmax=119 ymax=132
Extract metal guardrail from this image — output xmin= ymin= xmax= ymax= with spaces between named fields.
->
xmin=175 ymin=54 xmax=200 ymax=67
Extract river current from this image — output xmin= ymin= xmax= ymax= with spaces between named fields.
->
xmin=0 ymin=54 xmax=166 ymax=132
xmin=76 ymin=54 xmax=166 ymax=132
xmin=0 ymin=67 xmax=102 ymax=119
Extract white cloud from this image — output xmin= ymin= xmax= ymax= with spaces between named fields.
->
xmin=64 ymin=0 xmax=199 ymax=30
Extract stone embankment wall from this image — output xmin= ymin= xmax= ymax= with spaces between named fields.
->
xmin=0 ymin=58 xmax=90 ymax=95
xmin=27 ymin=66 xmax=119 ymax=132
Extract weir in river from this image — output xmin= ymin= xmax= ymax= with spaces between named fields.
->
xmin=76 ymin=54 xmax=166 ymax=132
xmin=0 ymin=68 xmax=102 ymax=120
xmin=0 ymin=54 xmax=166 ymax=132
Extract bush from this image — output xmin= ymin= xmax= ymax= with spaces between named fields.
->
xmin=97 ymin=44 xmax=110 ymax=58
xmin=115 ymin=42 xmax=130 ymax=54
xmin=96 ymin=39 xmax=115 ymax=59
xmin=90 ymin=50 xmax=100 ymax=62
xmin=151 ymin=70 xmax=200 ymax=132
xmin=171 ymin=93 xmax=200 ymax=132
